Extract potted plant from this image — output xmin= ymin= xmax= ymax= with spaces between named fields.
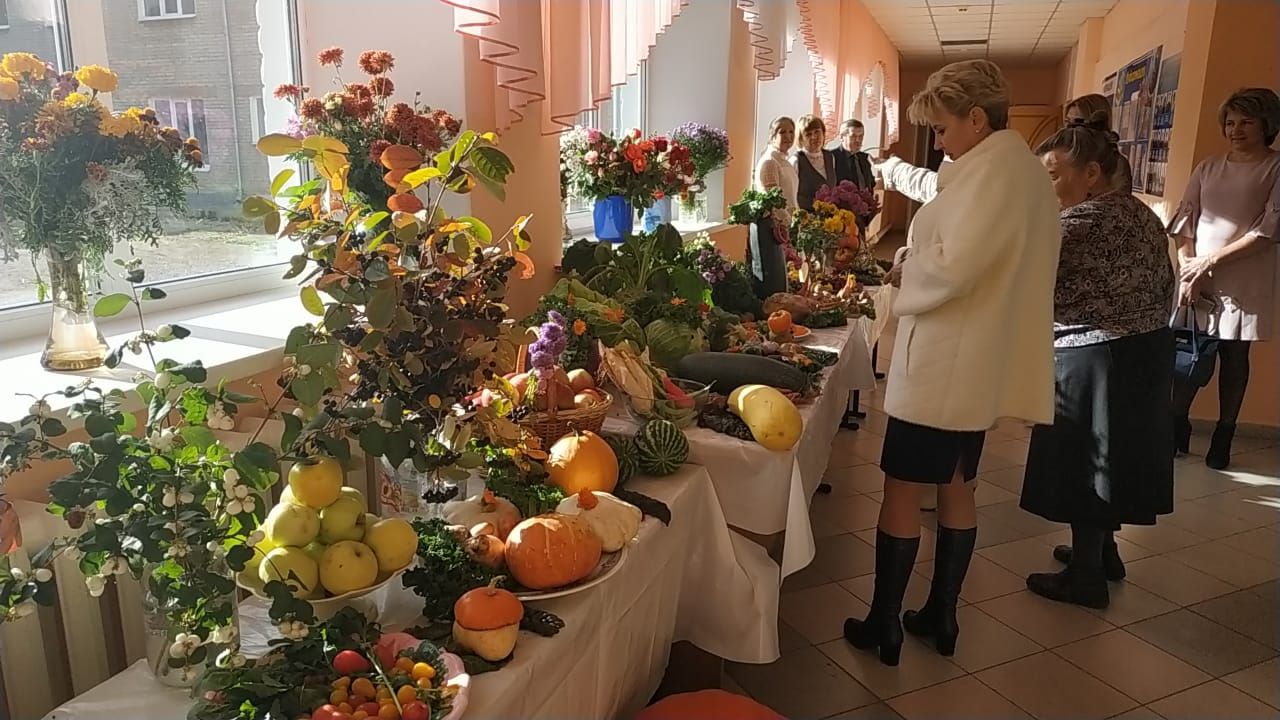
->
xmin=727 ymin=187 xmax=797 ymax=297
xmin=0 ymin=53 xmax=203 ymax=370
xmin=669 ymin=123 xmax=730 ymax=222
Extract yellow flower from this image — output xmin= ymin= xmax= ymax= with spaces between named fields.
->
xmin=0 ymin=77 xmax=19 ymax=101
xmin=62 ymin=92 xmax=93 ymax=108
xmin=99 ymin=114 xmax=138 ymax=138
xmin=74 ymin=64 xmax=119 ymax=94
xmin=813 ymin=200 xmax=836 ymax=214
xmin=1 ymin=52 xmax=47 ymax=80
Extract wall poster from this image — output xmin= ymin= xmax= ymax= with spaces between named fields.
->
xmin=1145 ymin=52 xmax=1181 ymax=196
xmin=1114 ymin=46 xmax=1162 ymax=193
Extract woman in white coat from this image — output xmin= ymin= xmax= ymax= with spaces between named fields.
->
xmin=843 ymin=60 xmax=1061 ymax=665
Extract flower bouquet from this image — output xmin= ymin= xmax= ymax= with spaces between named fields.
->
xmin=792 ymin=199 xmax=857 ymax=267
xmin=273 ymin=47 xmax=461 ymax=212
xmin=669 ymin=122 xmax=729 ymax=220
xmin=814 ymin=181 xmax=883 ymax=283
xmin=560 ymin=126 xmax=668 ymax=240
xmin=0 ymin=53 xmax=203 ymax=370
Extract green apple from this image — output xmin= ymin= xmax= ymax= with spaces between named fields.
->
xmin=301 ymin=541 xmax=327 ymax=564
xmin=287 ymin=456 xmax=344 ymax=509
xmin=363 ymin=517 xmax=417 ymax=573
xmin=319 ymin=494 xmax=367 ymax=544
xmin=339 ymin=486 xmax=366 ymax=510
xmin=257 ymin=546 xmax=319 ymax=598
xmin=263 ymin=503 xmax=320 ymax=547
xmin=319 ymin=540 xmax=379 ymax=594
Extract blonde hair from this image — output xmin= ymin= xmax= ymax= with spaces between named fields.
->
xmin=1066 ymin=94 xmax=1112 ymax=125
xmin=797 ymin=114 xmax=825 ymax=135
xmin=908 ymin=59 xmax=1010 ymax=130
xmin=1219 ymin=87 xmax=1280 ymax=145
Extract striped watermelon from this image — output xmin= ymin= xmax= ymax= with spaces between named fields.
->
xmin=605 ymin=433 xmax=640 ymax=484
xmin=635 ymin=419 xmax=689 ymax=476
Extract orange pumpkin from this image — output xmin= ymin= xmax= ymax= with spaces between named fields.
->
xmin=504 ymin=513 xmax=602 ymax=590
xmin=766 ymin=310 xmax=793 ymax=336
xmin=546 ymin=430 xmax=618 ymax=495
xmin=454 ymin=579 xmax=523 ymax=631
xmin=636 ymin=691 xmax=784 ymax=720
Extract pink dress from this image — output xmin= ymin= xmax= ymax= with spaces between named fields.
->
xmin=1168 ymin=153 xmax=1280 ymax=340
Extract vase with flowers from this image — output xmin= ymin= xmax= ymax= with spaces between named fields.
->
xmin=0 ymin=53 xmax=204 ymax=371
xmin=642 ymin=135 xmax=697 ymax=232
xmin=670 ymin=123 xmax=730 ymax=222
xmin=560 ymin=127 xmax=668 ymax=242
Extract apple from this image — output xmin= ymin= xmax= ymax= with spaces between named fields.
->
xmin=319 ymin=540 xmax=379 ymax=594
xmin=572 ymin=392 xmax=597 ymax=410
xmin=278 ymin=485 xmax=303 ymax=506
xmin=263 ymin=503 xmax=320 ymax=547
xmin=339 ymin=486 xmax=366 ymax=509
xmin=362 ymin=517 xmax=417 ymax=573
xmin=319 ymin=493 xmax=367 ymax=544
xmin=257 ymin=546 xmax=320 ymax=598
xmin=567 ymin=368 xmax=595 ymax=393
xmin=301 ymin=541 xmax=327 ymax=564
xmin=360 ymin=513 xmax=379 ymax=540
xmin=287 ymin=456 xmax=344 ymax=509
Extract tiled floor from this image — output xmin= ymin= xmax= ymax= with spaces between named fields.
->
xmin=723 ymin=321 xmax=1280 ymax=718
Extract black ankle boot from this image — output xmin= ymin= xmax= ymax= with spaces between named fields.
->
xmin=843 ymin=531 xmax=920 ymax=666
xmin=1174 ymin=416 xmax=1191 ymax=456
xmin=903 ymin=526 xmax=976 ymax=656
xmin=1052 ymin=536 xmax=1125 ymax=581
xmin=1027 ymin=566 xmax=1110 ymax=608
xmin=1206 ymin=423 xmax=1235 ymax=470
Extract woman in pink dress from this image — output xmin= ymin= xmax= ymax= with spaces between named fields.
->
xmin=1170 ymin=88 xmax=1280 ymax=469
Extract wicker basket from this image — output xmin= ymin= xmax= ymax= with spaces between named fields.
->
xmin=519 ymin=390 xmax=614 ymax=448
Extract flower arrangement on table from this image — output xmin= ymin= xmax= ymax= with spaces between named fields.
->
xmin=0 ymin=268 xmax=280 ymax=686
xmin=791 ymin=199 xmax=857 ymax=266
xmin=669 ymin=122 xmax=730 ymax=213
xmin=727 ymin=187 xmax=800 ymax=267
xmin=813 ymin=180 xmax=884 ymax=283
xmin=560 ymin=126 xmax=667 ymax=209
xmin=273 ymin=47 xmax=461 ymax=212
xmin=0 ymin=52 xmax=203 ymax=369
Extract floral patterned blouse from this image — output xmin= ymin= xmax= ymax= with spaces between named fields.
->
xmin=1053 ymin=191 xmax=1175 ymax=348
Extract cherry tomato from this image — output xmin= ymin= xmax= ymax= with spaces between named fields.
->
xmin=400 ymin=701 xmax=430 ymax=720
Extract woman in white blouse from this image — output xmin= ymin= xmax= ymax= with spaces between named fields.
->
xmin=843 ymin=60 xmax=1061 ymax=666
xmin=750 ymin=116 xmax=797 ymax=295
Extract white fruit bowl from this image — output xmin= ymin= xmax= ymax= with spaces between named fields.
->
xmin=237 ymin=559 xmax=414 ymax=621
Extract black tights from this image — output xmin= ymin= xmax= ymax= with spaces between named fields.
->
xmin=1172 ymin=340 xmax=1251 ymax=426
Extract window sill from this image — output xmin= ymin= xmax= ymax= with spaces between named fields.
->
xmin=138 ymin=14 xmax=196 ymax=22
xmin=561 ymin=218 xmax=730 ymax=251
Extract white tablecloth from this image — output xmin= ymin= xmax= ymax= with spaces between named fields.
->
xmin=605 ymin=321 xmax=876 ymax=578
xmin=42 ymin=465 xmax=785 ymax=720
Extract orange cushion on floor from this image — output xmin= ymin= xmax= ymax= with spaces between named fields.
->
xmin=636 ymin=690 xmax=785 ymax=720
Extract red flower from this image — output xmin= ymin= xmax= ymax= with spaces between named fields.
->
xmin=358 ymin=50 xmax=395 ymax=76
xmin=273 ymin=83 xmax=302 ymax=101
xmin=414 ymin=116 xmax=444 ymax=152
xmin=652 ymin=136 xmax=669 ymax=152
xmin=387 ymin=102 xmax=416 ymax=131
xmin=632 ymin=158 xmax=646 ymax=173
xmin=344 ymin=83 xmax=373 ymax=101
xmin=318 ymin=47 xmax=344 ymax=66
xmin=353 ymin=98 xmax=376 ymax=118
xmin=431 ymin=108 xmax=461 ymax=136
xmin=369 ymin=76 xmax=395 ymax=97
xmin=299 ymin=98 xmax=326 ymax=120
xmin=368 ymin=139 xmax=392 ymax=164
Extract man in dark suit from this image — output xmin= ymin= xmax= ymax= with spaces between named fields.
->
xmin=831 ymin=119 xmax=875 ymax=190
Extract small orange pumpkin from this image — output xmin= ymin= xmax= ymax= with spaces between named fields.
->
xmin=454 ymin=579 xmax=523 ymax=631
xmin=546 ymin=430 xmax=618 ymax=495
xmin=767 ymin=309 xmax=793 ymax=336
xmin=504 ymin=513 xmax=602 ymax=590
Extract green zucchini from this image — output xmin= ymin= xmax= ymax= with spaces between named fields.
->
xmin=673 ymin=352 xmax=808 ymax=393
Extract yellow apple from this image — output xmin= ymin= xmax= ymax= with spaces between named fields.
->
xmin=362 ymin=517 xmax=417 ymax=573
xmin=360 ymin=513 xmax=378 ymax=540
xmin=263 ymin=503 xmax=320 ymax=547
xmin=319 ymin=494 xmax=367 ymax=544
xmin=257 ymin=546 xmax=319 ymax=598
xmin=339 ymin=486 xmax=366 ymax=509
xmin=287 ymin=456 xmax=344 ymax=509
xmin=278 ymin=485 xmax=303 ymax=506
xmin=301 ymin=541 xmax=327 ymax=564
xmin=319 ymin=540 xmax=379 ymax=594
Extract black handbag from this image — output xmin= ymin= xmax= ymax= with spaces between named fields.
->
xmin=1171 ymin=304 xmax=1220 ymax=388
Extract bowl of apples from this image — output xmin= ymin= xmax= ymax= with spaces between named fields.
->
xmin=237 ymin=456 xmax=420 ymax=620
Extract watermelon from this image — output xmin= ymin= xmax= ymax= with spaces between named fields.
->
xmin=605 ymin=433 xmax=640 ymax=484
xmin=635 ymin=419 xmax=690 ymax=476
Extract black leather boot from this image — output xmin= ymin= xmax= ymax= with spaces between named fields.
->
xmin=1030 ymin=524 xmax=1109 ymax=608
xmin=1052 ymin=532 xmax=1125 ymax=581
xmin=903 ymin=526 xmax=976 ymax=656
xmin=843 ymin=531 xmax=920 ymax=666
xmin=1205 ymin=423 xmax=1235 ymax=470
xmin=1174 ymin=416 xmax=1191 ymax=456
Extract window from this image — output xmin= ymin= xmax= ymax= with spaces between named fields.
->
xmin=0 ymin=0 xmax=9 ymax=29
xmin=566 ymin=63 xmax=648 ymax=216
xmin=140 ymin=0 xmax=195 ymax=20
xmin=249 ymin=97 xmax=266 ymax=143
xmin=152 ymin=98 xmax=211 ymax=170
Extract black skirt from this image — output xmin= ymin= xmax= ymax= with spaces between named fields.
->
xmin=881 ymin=417 xmax=986 ymax=484
xmin=1021 ymin=328 xmax=1175 ymax=527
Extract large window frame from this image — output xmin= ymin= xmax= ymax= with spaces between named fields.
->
xmin=565 ymin=62 xmax=649 ymax=220
xmin=151 ymin=97 xmax=212 ymax=171
xmin=138 ymin=0 xmax=195 ymax=22
xmin=0 ymin=0 xmax=10 ymax=30
xmin=0 ymin=0 xmax=304 ymax=347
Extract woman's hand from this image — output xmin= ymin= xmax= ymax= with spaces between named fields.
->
xmin=1179 ymin=254 xmax=1215 ymax=285
xmin=886 ymin=263 xmax=904 ymax=288
xmin=1178 ymin=278 xmax=1202 ymax=307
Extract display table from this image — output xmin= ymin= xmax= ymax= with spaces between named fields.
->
xmin=604 ymin=321 xmax=876 ymax=578
xmin=42 ymin=465 xmax=784 ymax=720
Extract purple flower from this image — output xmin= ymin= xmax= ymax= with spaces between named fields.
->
xmin=283 ymin=114 xmax=308 ymax=140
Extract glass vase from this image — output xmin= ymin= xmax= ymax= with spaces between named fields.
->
xmin=40 ymin=248 xmax=109 ymax=372
xmin=642 ymin=196 xmax=673 ymax=232
xmin=142 ymin=558 xmax=238 ymax=689
xmin=679 ymin=193 xmax=709 ymax=224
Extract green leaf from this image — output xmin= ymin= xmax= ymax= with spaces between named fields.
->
xmin=299 ymin=286 xmax=324 ymax=316
xmin=171 ymin=362 xmax=208 ymax=384
xmin=358 ymin=423 xmax=388 ymax=458
xmin=104 ymin=345 xmax=124 ymax=369
xmin=169 ymin=325 xmax=191 ymax=340
xmin=264 ymin=210 xmax=282 ymax=236
xmin=323 ymin=305 xmax=354 ymax=333
xmin=319 ymin=434 xmax=351 ymax=465
xmin=284 ymin=326 xmax=311 ymax=354
xmin=466 ymin=168 xmax=505 ymax=202
xmin=94 ymin=293 xmax=132 ymax=318
xmin=364 ymin=258 xmax=391 ymax=282
xmin=470 ymin=146 xmax=514 ymax=183
xmin=401 ymin=167 xmax=441 ymax=188
xmin=457 ymin=216 xmax=492 ymax=244
xmin=270 ymin=168 xmax=296 ymax=197
xmin=256 ymin=134 xmax=304 ymax=157
xmin=116 ymin=412 xmax=136 ymax=434
xmin=359 ymin=211 xmax=390 ymax=234
xmin=365 ymin=231 xmax=390 ymax=253
xmin=237 ymin=442 xmax=279 ymax=472
xmin=366 ymin=286 xmax=396 ymax=330
xmin=296 ymin=342 xmax=341 ymax=369
xmin=280 ymin=412 xmax=303 ymax=453
xmin=40 ymin=418 xmax=67 ymax=437
xmin=385 ymin=430 xmax=410 ymax=469
xmin=290 ymin=374 xmax=325 ymax=406
xmin=283 ymin=255 xmax=308 ymax=280
xmin=179 ymin=425 xmax=217 ymax=451
xmin=226 ymin=544 xmax=254 ymax=572
xmin=84 ymin=412 xmax=116 ymax=437
xmin=242 ymin=196 xmax=275 ymax=218
xmin=141 ymin=287 xmax=167 ymax=301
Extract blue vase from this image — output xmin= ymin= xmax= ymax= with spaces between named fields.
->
xmin=593 ymin=195 xmax=633 ymax=242
xmin=642 ymin=196 xmax=673 ymax=232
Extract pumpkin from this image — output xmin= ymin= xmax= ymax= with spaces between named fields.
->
xmin=833 ymin=246 xmax=857 ymax=265
xmin=443 ymin=490 xmax=522 ymax=540
xmin=728 ymin=384 xmax=803 ymax=451
xmin=452 ymin=579 xmax=523 ymax=661
xmin=504 ymin=513 xmax=602 ymax=590
xmin=766 ymin=310 xmax=793 ymax=336
xmin=546 ymin=430 xmax=618 ymax=495
xmin=637 ymin=691 xmax=784 ymax=720
xmin=556 ymin=489 xmax=642 ymax=552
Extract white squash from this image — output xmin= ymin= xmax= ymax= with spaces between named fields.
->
xmin=555 ymin=489 xmax=641 ymax=552
xmin=443 ymin=490 xmax=522 ymax=540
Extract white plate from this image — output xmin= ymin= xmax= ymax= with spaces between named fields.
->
xmin=439 ymin=652 xmax=471 ymax=720
xmin=236 ymin=560 xmax=413 ymax=620
xmin=512 ymin=546 xmax=629 ymax=601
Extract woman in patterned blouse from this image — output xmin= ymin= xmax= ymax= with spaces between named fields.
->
xmin=1018 ymin=114 xmax=1176 ymax=609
